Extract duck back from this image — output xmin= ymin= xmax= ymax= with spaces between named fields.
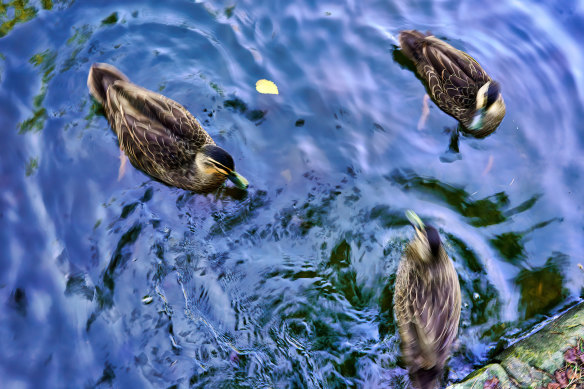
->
xmin=398 ymin=30 xmax=428 ymax=62
xmin=87 ymin=63 xmax=129 ymax=105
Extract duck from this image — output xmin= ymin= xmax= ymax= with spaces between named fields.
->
xmin=393 ymin=211 xmax=461 ymax=389
xmin=87 ymin=63 xmax=248 ymax=192
xmin=398 ymin=30 xmax=505 ymax=138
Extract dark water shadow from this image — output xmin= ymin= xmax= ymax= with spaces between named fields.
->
xmin=487 ymin=253 xmax=572 ymax=358
xmin=446 ymin=233 xmax=502 ymax=328
xmin=260 ymin=236 xmax=401 ymax=387
xmin=386 ymin=168 xmax=541 ymax=227
xmin=489 ymin=217 xmax=561 ymax=266
xmin=205 ymin=175 xmax=349 ymax=242
xmin=86 ymin=186 xmax=156 ymax=330
xmin=223 ymin=96 xmax=266 ymax=125
xmin=514 ymin=252 xmax=569 ymax=320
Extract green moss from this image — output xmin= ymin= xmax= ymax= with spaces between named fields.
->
xmin=450 ymin=303 xmax=584 ymax=388
xmin=447 ymin=364 xmax=517 ymax=389
xmin=500 ymin=303 xmax=584 ymax=374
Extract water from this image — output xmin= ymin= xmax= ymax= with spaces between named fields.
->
xmin=1 ymin=0 xmax=583 ymax=387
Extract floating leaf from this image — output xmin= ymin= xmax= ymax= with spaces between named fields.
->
xmin=564 ymin=347 xmax=580 ymax=364
xmin=554 ymin=369 xmax=568 ymax=388
xmin=256 ymin=79 xmax=279 ymax=94
xmin=566 ymin=367 xmax=576 ymax=380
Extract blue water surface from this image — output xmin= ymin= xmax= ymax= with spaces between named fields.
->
xmin=1 ymin=0 xmax=583 ymax=387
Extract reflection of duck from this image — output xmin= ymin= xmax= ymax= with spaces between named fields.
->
xmin=394 ymin=211 xmax=461 ymax=389
xmin=399 ymin=30 xmax=505 ymax=138
xmin=87 ymin=63 xmax=248 ymax=192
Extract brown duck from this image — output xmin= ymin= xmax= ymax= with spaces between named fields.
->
xmin=399 ymin=30 xmax=505 ymax=138
xmin=87 ymin=63 xmax=248 ymax=192
xmin=394 ymin=211 xmax=461 ymax=389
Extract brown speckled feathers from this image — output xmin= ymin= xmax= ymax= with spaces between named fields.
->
xmin=399 ymin=30 xmax=504 ymax=137
xmin=394 ymin=225 xmax=461 ymax=389
xmin=106 ymin=81 xmax=214 ymax=178
xmin=87 ymin=63 xmax=242 ymax=193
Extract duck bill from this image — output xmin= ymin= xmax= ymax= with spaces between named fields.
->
xmin=405 ymin=210 xmax=425 ymax=230
xmin=469 ymin=109 xmax=485 ymax=130
xmin=227 ymin=171 xmax=249 ymax=190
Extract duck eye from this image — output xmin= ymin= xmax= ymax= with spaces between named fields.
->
xmin=210 ymin=162 xmax=229 ymax=175
xmin=485 ymin=83 xmax=500 ymax=108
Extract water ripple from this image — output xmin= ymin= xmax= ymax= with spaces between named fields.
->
xmin=0 ymin=0 xmax=583 ymax=387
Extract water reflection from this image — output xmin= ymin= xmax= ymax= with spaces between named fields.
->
xmin=0 ymin=0 xmax=47 ymax=38
xmin=490 ymin=218 xmax=560 ymax=266
xmin=446 ymin=233 xmax=501 ymax=328
xmin=88 ymin=187 xmax=155 ymax=325
xmin=1 ymin=0 xmax=583 ymax=387
xmin=8 ymin=288 xmax=27 ymax=316
xmin=515 ymin=253 xmax=569 ymax=320
xmin=388 ymin=168 xmax=541 ymax=227
xmin=224 ymin=97 xmax=266 ymax=124
xmin=19 ymin=50 xmax=55 ymax=133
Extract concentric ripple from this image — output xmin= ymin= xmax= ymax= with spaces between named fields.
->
xmin=0 ymin=0 xmax=582 ymax=387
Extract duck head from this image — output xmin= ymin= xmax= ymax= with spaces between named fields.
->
xmin=196 ymin=144 xmax=249 ymax=190
xmin=468 ymin=81 xmax=506 ymax=137
xmin=405 ymin=210 xmax=443 ymax=263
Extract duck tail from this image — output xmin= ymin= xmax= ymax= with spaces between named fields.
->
xmin=87 ymin=63 xmax=129 ymax=105
xmin=410 ymin=366 xmax=441 ymax=389
xmin=398 ymin=30 xmax=430 ymax=62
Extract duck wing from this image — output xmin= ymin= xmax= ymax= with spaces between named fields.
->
xmin=396 ymin=263 xmax=461 ymax=372
xmin=105 ymin=80 xmax=214 ymax=172
xmin=421 ymin=36 xmax=491 ymax=114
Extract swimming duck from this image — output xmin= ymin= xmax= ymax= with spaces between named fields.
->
xmin=399 ymin=30 xmax=505 ymax=138
xmin=87 ymin=63 xmax=248 ymax=192
xmin=393 ymin=211 xmax=461 ymax=389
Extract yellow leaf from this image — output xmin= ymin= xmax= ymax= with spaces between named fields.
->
xmin=256 ymin=79 xmax=279 ymax=94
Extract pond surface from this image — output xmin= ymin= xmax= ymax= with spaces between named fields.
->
xmin=1 ymin=0 xmax=583 ymax=387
